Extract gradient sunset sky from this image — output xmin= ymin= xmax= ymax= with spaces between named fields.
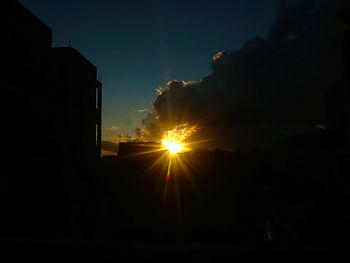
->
xmin=20 ymin=0 xmax=278 ymax=142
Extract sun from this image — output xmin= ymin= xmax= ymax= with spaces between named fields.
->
xmin=160 ymin=124 xmax=196 ymax=155
xmin=162 ymin=139 xmax=183 ymax=154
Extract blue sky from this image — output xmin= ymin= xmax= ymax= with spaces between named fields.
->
xmin=20 ymin=0 xmax=278 ymax=141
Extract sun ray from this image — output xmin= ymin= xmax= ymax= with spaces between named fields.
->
xmin=174 ymin=154 xmax=200 ymax=194
xmin=119 ymin=146 xmax=165 ymax=159
xmin=173 ymin=161 xmax=183 ymax=231
xmin=162 ymin=155 xmax=173 ymax=206
xmin=128 ymin=124 xmax=210 ymax=219
xmin=142 ymin=151 xmax=168 ymax=176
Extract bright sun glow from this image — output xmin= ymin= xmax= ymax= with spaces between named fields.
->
xmin=127 ymin=124 xmax=205 ymax=206
xmin=160 ymin=124 xmax=197 ymax=155
xmin=162 ymin=139 xmax=183 ymax=154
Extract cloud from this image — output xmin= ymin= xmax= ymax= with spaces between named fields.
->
xmin=139 ymin=0 xmax=342 ymax=151
xmin=212 ymin=51 xmax=225 ymax=61
xmin=110 ymin=134 xmax=129 ymax=143
xmin=155 ymin=86 xmax=165 ymax=95
xmin=109 ymin=132 xmax=143 ymax=143
xmin=106 ymin=125 xmax=120 ymax=132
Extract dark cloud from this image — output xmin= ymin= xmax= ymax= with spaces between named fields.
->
xmin=140 ymin=0 xmax=343 ymax=151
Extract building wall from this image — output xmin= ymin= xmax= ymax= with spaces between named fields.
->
xmin=1 ymin=0 xmax=52 ymax=159
xmin=51 ymin=47 xmax=102 ymax=161
xmin=0 ymin=0 xmax=102 ymax=162
xmin=330 ymin=4 xmax=350 ymax=157
xmin=118 ymin=142 xmax=161 ymax=157
xmin=1 ymin=1 xmax=103 ymax=238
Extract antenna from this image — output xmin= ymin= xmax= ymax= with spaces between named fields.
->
xmin=68 ymin=40 xmax=71 ymax=47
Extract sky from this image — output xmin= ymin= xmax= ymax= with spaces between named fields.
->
xmin=20 ymin=0 xmax=278 ymax=142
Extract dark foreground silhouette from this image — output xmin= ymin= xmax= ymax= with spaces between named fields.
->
xmin=1 ymin=0 xmax=350 ymax=261
xmin=1 ymin=129 xmax=350 ymax=261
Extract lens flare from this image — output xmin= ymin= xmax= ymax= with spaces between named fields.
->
xmin=161 ymin=124 xmax=197 ymax=155
xmin=126 ymin=124 xmax=207 ymax=209
xmin=162 ymin=139 xmax=183 ymax=154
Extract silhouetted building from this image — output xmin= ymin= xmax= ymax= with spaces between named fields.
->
xmin=1 ymin=0 xmax=102 ymax=162
xmin=1 ymin=0 xmax=52 ymax=158
xmin=51 ymin=47 xmax=102 ymax=160
xmin=0 ymin=0 xmax=102 ymax=240
xmin=118 ymin=142 xmax=161 ymax=157
xmin=331 ymin=3 xmax=350 ymax=157
xmin=272 ymin=129 xmax=328 ymax=159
